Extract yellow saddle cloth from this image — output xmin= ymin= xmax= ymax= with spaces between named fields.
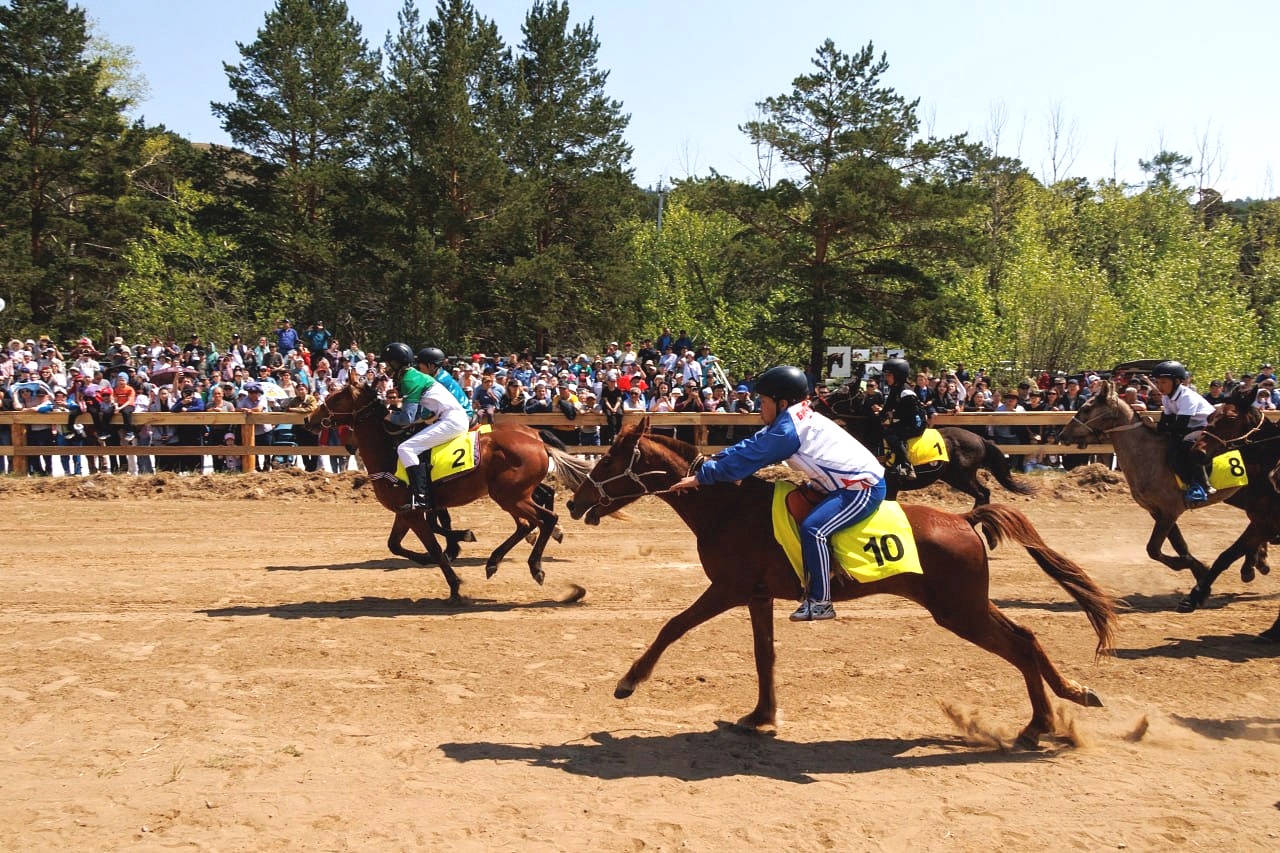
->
xmin=1174 ymin=449 xmax=1248 ymax=491
xmin=882 ymin=428 xmax=949 ymax=467
xmin=394 ymin=425 xmax=490 ymax=485
xmin=770 ymin=482 xmax=924 ymax=584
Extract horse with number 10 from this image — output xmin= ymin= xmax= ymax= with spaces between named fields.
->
xmin=306 ymin=378 xmax=592 ymax=603
xmin=567 ymin=418 xmax=1116 ymax=748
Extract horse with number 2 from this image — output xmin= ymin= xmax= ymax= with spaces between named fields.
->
xmin=306 ymin=378 xmax=592 ymax=603
xmin=568 ymin=418 xmax=1116 ymax=748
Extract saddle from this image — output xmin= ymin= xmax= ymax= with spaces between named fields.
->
xmin=387 ymin=424 xmax=491 ymax=486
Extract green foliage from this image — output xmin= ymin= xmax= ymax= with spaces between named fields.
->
xmin=117 ymin=182 xmax=251 ymax=343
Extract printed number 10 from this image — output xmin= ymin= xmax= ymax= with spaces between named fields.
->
xmin=863 ymin=533 xmax=905 ymax=566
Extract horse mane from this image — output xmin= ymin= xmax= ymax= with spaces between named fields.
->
xmin=642 ymin=429 xmax=702 ymax=465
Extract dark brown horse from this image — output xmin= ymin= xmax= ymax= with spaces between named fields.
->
xmin=306 ymin=381 xmax=592 ymax=603
xmin=1057 ymin=381 xmax=1267 ymax=591
xmin=1183 ymin=391 xmax=1280 ymax=640
xmin=566 ymin=418 xmax=1115 ymax=748
xmin=813 ymin=385 xmax=1034 ymax=507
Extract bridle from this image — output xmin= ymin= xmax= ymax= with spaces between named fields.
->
xmin=1197 ymin=408 xmax=1272 ymax=451
xmin=1066 ymin=402 xmax=1143 ymax=442
xmin=316 ymin=391 xmax=383 ymax=430
xmin=583 ymin=437 xmax=703 ymax=507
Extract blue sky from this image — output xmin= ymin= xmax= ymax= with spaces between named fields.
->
xmin=78 ymin=0 xmax=1277 ymax=199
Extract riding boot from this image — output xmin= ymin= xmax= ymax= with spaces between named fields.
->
xmin=398 ymin=464 xmax=433 ymax=513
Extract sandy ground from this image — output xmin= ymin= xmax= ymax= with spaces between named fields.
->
xmin=1 ymin=467 xmax=1278 ymax=852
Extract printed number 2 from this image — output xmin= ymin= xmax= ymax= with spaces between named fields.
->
xmin=451 ymin=447 xmax=466 ymax=468
xmin=863 ymin=533 xmax=905 ymax=566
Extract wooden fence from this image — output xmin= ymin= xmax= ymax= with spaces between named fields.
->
xmin=0 ymin=409 xmax=1128 ymax=476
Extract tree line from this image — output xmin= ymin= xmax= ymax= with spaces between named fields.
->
xmin=2 ymin=0 xmax=1277 ymax=382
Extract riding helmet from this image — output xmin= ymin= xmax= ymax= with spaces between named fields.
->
xmin=381 ymin=342 xmax=414 ymax=370
xmin=1151 ymin=360 xmax=1188 ymax=381
xmin=416 ymin=346 xmax=446 ymax=367
xmin=754 ymin=365 xmax=809 ymax=403
xmin=882 ymin=357 xmax=911 ymax=384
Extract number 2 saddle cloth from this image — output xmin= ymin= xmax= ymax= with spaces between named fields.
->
xmin=386 ymin=424 xmax=492 ymax=487
xmin=771 ymin=481 xmax=923 ymax=584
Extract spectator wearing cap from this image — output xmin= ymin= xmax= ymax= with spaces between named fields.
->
xmin=17 ymin=386 xmax=55 ymax=476
xmin=1204 ymin=379 xmax=1227 ymax=405
xmin=499 ymin=377 xmax=529 ymax=414
xmin=577 ymin=388 xmax=602 ymax=446
xmin=621 ymin=384 xmax=648 ymax=413
xmin=993 ymin=390 xmax=1031 ymax=470
xmin=1257 ymin=363 xmax=1275 ymax=384
xmin=304 ymin=321 xmax=333 ymax=367
xmin=1260 ymin=376 xmax=1279 ymax=408
xmin=276 ymin=319 xmax=299 ymax=355
xmin=680 ymin=351 xmax=704 ymax=387
xmin=599 ymin=374 xmax=624 ymax=443
xmin=672 ymin=380 xmax=706 ymax=443
xmin=658 ymin=345 xmax=678 ymax=374
xmin=111 ymin=372 xmax=139 ymax=443
xmin=236 ymin=382 xmax=273 ymax=472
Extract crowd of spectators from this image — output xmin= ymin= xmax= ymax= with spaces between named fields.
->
xmin=2 ymin=321 xmax=1276 ymax=478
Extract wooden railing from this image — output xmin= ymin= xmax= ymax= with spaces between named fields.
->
xmin=5 ymin=408 xmax=1273 ymax=476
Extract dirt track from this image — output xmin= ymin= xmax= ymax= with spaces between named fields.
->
xmin=1 ymin=468 xmax=1278 ymax=851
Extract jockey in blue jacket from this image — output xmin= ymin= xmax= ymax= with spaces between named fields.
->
xmin=415 ymin=347 xmax=478 ymax=428
xmin=669 ymin=365 xmax=885 ymax=621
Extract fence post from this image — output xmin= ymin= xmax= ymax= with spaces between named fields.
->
xmin=12 ymin=420 xmax=28 ymax=476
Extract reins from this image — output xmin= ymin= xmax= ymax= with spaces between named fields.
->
xmin=584 ymin=438 xmax=703 ymax=506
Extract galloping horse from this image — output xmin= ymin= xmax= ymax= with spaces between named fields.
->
xmin=1182 ymin=390 xmax=1280 ymax=640
xmin=306 ymin=380 xmax=592 ymax=603
xmin=1057 ymin=380 xmax=1261 ymax=586
xmin=566 ymin=418 xmax=1115 ymax=748
xmin=814 ymin=382 xmax=1034 ymax=507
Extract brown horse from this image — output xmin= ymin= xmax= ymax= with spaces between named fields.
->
xmin=1183 ymin=391 xmax=1280 ymax=640
xmin=813 ymin=385 xmax=1035 ymax=507
xmin=565 ymin=418 xmax=1115 ymax=748
xmin=1057 ymin=380 xmax=1258 ymax=583
xmin=306 ymin=381 xmax=592 ymax=603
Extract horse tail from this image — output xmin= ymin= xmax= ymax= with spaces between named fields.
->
xmin=543 ymin=443 xmax=593 ymax=493
xmin=539 ymin=429 xmax=568 ymax=451
xmin=967 ymin=504 xmax=1117 ymax=656
xmin=982 ymin=439 xmax=1037 ymax=496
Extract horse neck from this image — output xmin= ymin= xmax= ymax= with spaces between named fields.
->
xmin=345 ymin=400 xmax=395 ymax=474
xmin=642 ymin=436 xmax=719 ymax=535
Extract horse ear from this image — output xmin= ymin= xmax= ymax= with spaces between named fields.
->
xmin=1098 ymin=381 xmax=1112 ymax=400
xmin=639 ymin=415 xmax=651 ymax=434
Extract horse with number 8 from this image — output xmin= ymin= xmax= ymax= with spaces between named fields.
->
xmin=567 ymin=418 xmax=1116 ymax=748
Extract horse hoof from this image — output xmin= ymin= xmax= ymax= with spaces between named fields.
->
xmin=732 ymin=713 xmax=778 ymax=735
xmin=1176 ymin=594 xmax=1200 ymax=614
xmin=445 ymin=543 xmax=462 ymax=562
xmin=552 ymin=526 xmax=564 ymax=544
xmin=531 ymin=569 xmax=545 ymax=586
xmin=1242 ymin=565 xmax=1256 ymax=583
xmin=462 ymin=530 xmax=477 ymax=543
xmin=1258 ymin=627 xmax=1280 ymax=643
xmin=1082 ymin=688 xmax=1104 ymax=708
xmin=1014 ymin=731 xmax=1044 ymax=751
xmin=614 ymin=681 xmax=635 ymax=700
xmin=485 ymin=563 xmax=498 ymax=579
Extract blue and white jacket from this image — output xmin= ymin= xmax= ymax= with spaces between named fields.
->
xmin=695 ymin=401 xmax=884 ymax=493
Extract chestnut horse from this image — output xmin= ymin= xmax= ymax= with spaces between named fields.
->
xmin=1183 ymin=390 xmax=1280 ymax=640
xmin=813 ymin=383 xmax=1034 ymax=507
xmin=1057 ymin=380 xmax=1262 ymax=586
xmin=566 ymin=418 xmax=1115 ymax=748
xmin=306 ymin=381 xmax=592 ymax=603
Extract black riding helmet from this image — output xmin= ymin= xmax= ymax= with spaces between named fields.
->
xmin=416 ymin=346 xmax=446 ymax=368
xmin=381 ymin=342 xmax=414 ymax=370
xmin=882 ymin=357 xmax=911 ymax=384
xmin=1151 ymin=360 xmax=1188 ymax=381
xmin=754 ymin=365 xmax=809 ymax=404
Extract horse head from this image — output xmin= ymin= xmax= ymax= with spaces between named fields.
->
xmin=306 ymin=381 xmax=380 ymax=432
xmin=568 ymin=416 xmax=695 ymax=525
xmin=1058 ymin=380 xmax=1137 ymax=449
xmin=1198 ymin=388 xmax=1265 ymax=452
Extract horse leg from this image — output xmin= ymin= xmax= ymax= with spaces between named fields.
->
xmin=1146 ymin=516 xmax=1207 ymax=580
xmin=932 ymin=600 xmax=1060 ymax=749
xmin=733 ymin=593 xmax=778 ymax=733
xmin=484 ymin=521 xmax=534 ymax=580
xmin=616 ymin=585 xmax=740 ymax=701
xmin=1260 ymin=609 xmax=1280 ymax=643
xmin=524 ymin=501 xmax=560 ymax=586
xmin=944 ymin=468 xmax=990 ymax=508
xmin=430 ymin=508 xmax=476 ymax=562
xmin=1179 ymin=521 xmax=1271 ymax=612
xmin=406 ymin=513 xmax=463 ymax=604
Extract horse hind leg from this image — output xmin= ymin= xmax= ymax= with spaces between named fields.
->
xmin=485 ymin=521 xmax=534 ymax=580
xmin=934 ymin=600 xmax=1072 ymax=749
xmin=397 ymin=514 xmax=463 ymax=604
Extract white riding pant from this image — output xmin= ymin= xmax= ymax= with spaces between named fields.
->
xmin=396 ymin=410 xmax=470 ymax=468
